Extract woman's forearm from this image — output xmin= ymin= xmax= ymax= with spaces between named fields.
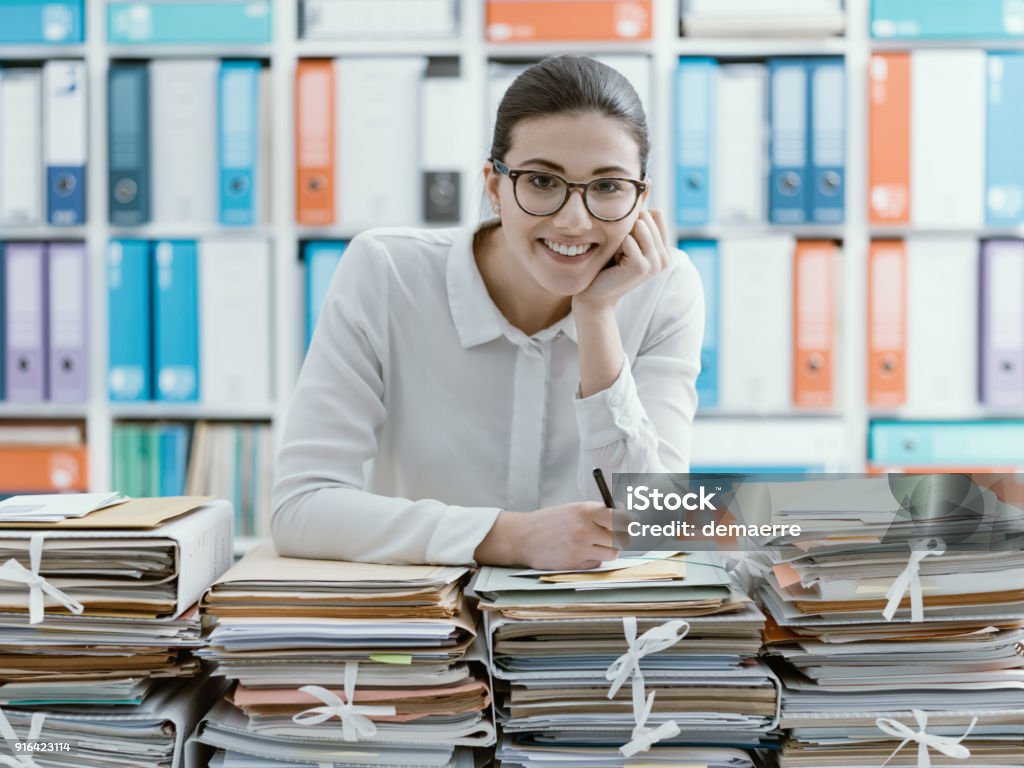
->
xmin=573 ymin=303 xmax=625 ymax=398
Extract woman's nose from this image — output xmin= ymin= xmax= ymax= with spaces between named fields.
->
xmin=553 ymin=188 xmax=592 ymax=230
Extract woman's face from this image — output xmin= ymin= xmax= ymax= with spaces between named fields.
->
xmin=485 ymin=113 xmax=649 ymax=299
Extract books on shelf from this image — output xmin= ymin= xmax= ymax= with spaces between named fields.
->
xmin=676 ymin=56 xmax=846 ymax=228
xmin=303 ymin=240 xmax=346 ymax=349
xmin=868 ymin=49 xmax=1024 ymax=228
xmin=867 ymin=237 xmax=1024 ymax=412
xmin=869 ymin=419 xmax=1024 ymax=469
xmin=112 ymin=421 xmax=271 ymax=539
xmin=1 ymin=62 xmax=87 ymax=227
xmin=691 ymin=418 xmax=847 ymax=472
xmin=296 ymin=57 xmax=471 ymax=228
xmin=680 ymin=0 xmax=845 ymax=38
xmin=184 ymin=421 xmax=273 ymax=539
xmin=0 ymin=421 xmax=88 ymax=493
xmin=486 ymin=0 xmax=653 ymax=42
xmin=108 ymin=59 xmax=271 ymax=228
xmin=107 ymin=238 xmax=272 ymax=405
xmin=681 ymin=237 xmax=839 ymax=413
xmin=112 ymin=422 xmax=191 ymax=499
xmin=300 ymin=0 xmax=460 ymax=40
xmin=871 ymin=0 xmax=1024 ymax=40
xmin=2 ymin=241 xmax=88 ymax=403
xmin=0 ymin=0 xmax=83 ymax=44
xmin=106 ymin=0 xmax=272 ymax=45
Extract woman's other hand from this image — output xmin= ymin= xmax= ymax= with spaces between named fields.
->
xmin=571 ymin=209 xmax=673 ymax=313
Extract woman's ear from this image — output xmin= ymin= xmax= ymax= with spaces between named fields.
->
xmin=483 ymin=161 xmax=501 ymax=213
xmin=641 ymin=178 xmax=653 ymax=208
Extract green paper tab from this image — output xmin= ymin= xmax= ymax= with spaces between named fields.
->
xmin=369 ymin=653 xmax=412 ymax=665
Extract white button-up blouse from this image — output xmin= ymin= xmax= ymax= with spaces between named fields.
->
xmin=271 ymin=221 xmax=705 ymax=565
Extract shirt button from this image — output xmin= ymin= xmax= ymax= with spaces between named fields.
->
xmin=610 ymin=395 xmax=622 ymax=406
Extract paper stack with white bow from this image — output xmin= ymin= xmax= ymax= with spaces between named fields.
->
xmin=191 ymin=542 xmax=495 ymax=768
xmin=476 ymin=550 xmax=780 ymax=767
xmin=744 ymin=476 xmax=1024 ymax=767
xmin=0 ymin=495 xmax=233 ymax=768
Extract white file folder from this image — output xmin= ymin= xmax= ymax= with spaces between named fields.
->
xmin=151 ymin=59 xmax=218 ymax=225
xmin=0 ymin=68 xmax=43 ymax=225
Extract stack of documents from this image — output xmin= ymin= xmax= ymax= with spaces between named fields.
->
xmin=0 ymin=496 xmax=233 ymax=767
xmin=0 ymin=492 xmax=126 ymax=524
xmin=476 ymin=551 xmax=779 ymax=766
xmin=193 ymin=543 xmax=495 ymax=767
xmin=745 ymin=477 xmax=1024 ymax=766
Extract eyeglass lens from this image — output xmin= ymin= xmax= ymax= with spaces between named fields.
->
xmin=514 ymin=172 xmax=638 ymax=220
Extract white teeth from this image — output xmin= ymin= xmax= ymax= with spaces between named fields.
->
xmin=543 ymin=239 xmax=593 ymax=257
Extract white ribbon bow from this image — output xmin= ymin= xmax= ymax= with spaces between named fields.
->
xmin=0 ymin=707 xmax=46 ymax=768
xmin=605 ymin=617 xmax=690 ymax=698
xmin=605 ymin=617 xmax=689 ymax=757
xmin=292 ymin=662 xmax=396 ymax=742
xmin=876 ymin=709 xmax=976 ymax=768
xmin=0 ymin=533 xmax=84 ymax=625
xmin=620 ymin=679 xmax=682 ymax=758
xmin=883 ymin=538 xmax=945 ymax=623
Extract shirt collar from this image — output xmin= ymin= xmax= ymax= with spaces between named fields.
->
xmin=447 ymin=220 xmax=579 ymax=349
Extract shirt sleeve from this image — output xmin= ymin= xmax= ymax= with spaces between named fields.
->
xmin=572 ymin=254 xmax=705 ymax=496
xmin=270 ymin=234 xmax=501 ymax=565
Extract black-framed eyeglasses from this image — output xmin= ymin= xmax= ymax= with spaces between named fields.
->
xmin=490 ymin=158 xmax=647 ymax=222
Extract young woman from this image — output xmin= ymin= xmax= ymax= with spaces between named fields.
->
xmin=271 ymin=56 xmax=705 ymax=570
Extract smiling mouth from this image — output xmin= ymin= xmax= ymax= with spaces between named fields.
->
xmin=540 ymin=238 xmax=596 ymax=258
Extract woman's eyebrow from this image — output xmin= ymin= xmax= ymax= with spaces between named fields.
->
xmin=518 ymin=158 xmax=633 ymax=176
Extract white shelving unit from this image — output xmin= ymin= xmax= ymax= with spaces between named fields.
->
xmin=4 ymin=0 xmax=1019 ymax=525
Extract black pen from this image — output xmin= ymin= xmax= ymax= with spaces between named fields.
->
xmin=592 ymin=467 xmax=615 ymax=509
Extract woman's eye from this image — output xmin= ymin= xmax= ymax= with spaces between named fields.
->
xmin=594 ymin=180 xmax=624 ymax=194
xmin=527 ymin=174 xmax=556 ymax=189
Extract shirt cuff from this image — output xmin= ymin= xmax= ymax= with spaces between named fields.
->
xmin=573 ymin=360 xmax=644 ymax=449
xmin=425 ymin=504 xmax=503 ymax=565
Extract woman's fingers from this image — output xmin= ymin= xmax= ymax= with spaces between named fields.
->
xmin=588 ymin=544 xmax=620 ymax=563
xmin=639 ymin=210 xmax=670 ymax=271
xmin=650 ymin=209 xmax=671 ymax=249
xmin=631 ymin=216 xmax=658 ymax=272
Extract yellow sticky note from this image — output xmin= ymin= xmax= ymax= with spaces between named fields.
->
xmin=369 ymin=653 xmax=413 ymax=665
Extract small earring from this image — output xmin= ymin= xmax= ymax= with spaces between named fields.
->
xmin=492 ymin=202 xmax=501 ymax=215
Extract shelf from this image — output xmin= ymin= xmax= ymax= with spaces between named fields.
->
xmin=109 ymin=403 xmax=277 ymax=421
xmin=871 ymin=38 xmax=1024 ymax=51
xmin=0 ymin=404 xmax=88 ymax=420
xmin=870 ymin=226 xmax=1024 ymax=239
xmin=0 ymin=226 xmax=88 ymax=240
xmin=486 ymin=40 xmax=655 ymax=58
xmin=107 ymin=225 xmax=276 ymax=240
xmin=677 ymin=224 xmax=846 ymax=240
xmin=296 ymin=223 xmax=459 ymax=241
xmin=296 ymin=40 xmax=464 ymax=58
xmin=867 ymin=407 xmax=1024 ymax=421
xmin=0 ymin=46 xmax=86 ymax=60
xmin=107 ymin=45 xmax=273 ymax=60
xmin=695 ymin=411 xmax=846 ymax=421
xmin=676 ymin=37 xmax=847 ymax=57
